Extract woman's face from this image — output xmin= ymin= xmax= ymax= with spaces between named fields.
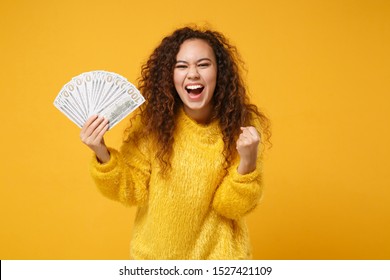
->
xmin=174 ymin=39 xmax=217 ymax=123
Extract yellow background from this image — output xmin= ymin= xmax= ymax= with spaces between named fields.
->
xmin=1 ymin=0 xmax=389 ymax=259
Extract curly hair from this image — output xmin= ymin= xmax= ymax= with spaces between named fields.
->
xmin=125 ymin=26 xmax=271 ymax=173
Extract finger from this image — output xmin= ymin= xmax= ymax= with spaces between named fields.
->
xmin=241 ymin=126 xmax=260 ymax=141
xmin=239 ymin=136 xmax=251 ymax=145
xmin=237 ymin=137 xmax=250 ymax=147
xmin=236 ymin=138 xmax=243 ymax=149
xmin=84 ymin=116 xmax=106 ymax=137
xmin=80 ymin=117 xmax=105 ymax=143
xmin=240 ymin=126 xmax=256 ymax=136
xmin=97 ymin=123 xmax=109 ymax=138
xmin=81 ymin=115 xmax=99 ymax=131
xmin=91 ymin=118 xmax=109 ymax=139
xmin=80 ymin=115 xmax=99 ymax=138
xmin=247 ymin=126 xmax=260 ymax=138
xmin=239 ymin=129 xmax=254 ymax=141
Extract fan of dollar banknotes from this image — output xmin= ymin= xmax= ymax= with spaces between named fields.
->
xmin=54 ymin=70 xmax=145 ymax=129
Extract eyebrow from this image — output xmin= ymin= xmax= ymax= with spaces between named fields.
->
xmin=175 ymin=58 xmax=213 ymax=64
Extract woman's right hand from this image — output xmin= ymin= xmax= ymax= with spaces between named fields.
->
xmin=80 ymin=115 xmax=110 ymax=163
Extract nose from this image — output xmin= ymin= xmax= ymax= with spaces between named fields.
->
xmin=187 ymin=66 xmax=200 ymax=79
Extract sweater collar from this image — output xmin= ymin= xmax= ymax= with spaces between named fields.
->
xmin=176 ymin=107 xmax=222 ymax=145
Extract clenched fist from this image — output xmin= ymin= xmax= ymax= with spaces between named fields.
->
xmin=236 ymin=126 xmax=260 ymax=174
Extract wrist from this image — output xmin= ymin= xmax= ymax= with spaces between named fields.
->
xmin=237 ymin=159 xmax=256 ymax=175
xmin=95 ymin=146 xmax=110 ymax=163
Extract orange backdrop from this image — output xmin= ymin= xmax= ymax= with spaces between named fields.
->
xmin=1 ymin=0 xmax=389 ymax=259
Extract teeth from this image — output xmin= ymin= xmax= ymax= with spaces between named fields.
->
xmin=186 ymin=85 xmax=203 ymax=90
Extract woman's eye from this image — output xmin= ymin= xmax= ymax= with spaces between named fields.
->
xmin=198 ymin=63 xmax=210 ymax=68
xmin=175 ymin=64 xmax=187 ymax=69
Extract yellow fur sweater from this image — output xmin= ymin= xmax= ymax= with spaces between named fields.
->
xmin=90 ymin=109 xmax=263 ymax=259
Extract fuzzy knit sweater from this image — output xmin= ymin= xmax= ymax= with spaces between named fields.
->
xmin=90 ymin=108 xmax=263 ymax=259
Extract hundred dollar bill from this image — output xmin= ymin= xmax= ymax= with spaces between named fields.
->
xmin=54 ymin=70 xmax=145 ymax=129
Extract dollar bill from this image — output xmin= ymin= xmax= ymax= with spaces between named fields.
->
xmin=54 ymin=70 xmax=145 ymax=129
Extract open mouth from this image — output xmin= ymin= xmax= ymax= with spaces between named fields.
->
xmin=185 ymin=84 xmax=204 ymax=95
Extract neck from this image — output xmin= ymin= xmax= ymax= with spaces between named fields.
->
xmin=183 ymin=106 xmax=213 ymax=124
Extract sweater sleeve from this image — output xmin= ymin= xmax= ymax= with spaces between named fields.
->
xmin=212 ymin=156 xmax=263 ymax=220
xmin=212 ymin=116 xmax=265 ymax=220
xmin=89 ymin=128 xmax=151 ymax=207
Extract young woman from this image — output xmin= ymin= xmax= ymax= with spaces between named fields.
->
xmin=80 ymin=26 xmax=271 ymax=259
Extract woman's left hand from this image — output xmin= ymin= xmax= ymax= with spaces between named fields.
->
xmin=236 ymin=126 xmax=260 ymax=174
